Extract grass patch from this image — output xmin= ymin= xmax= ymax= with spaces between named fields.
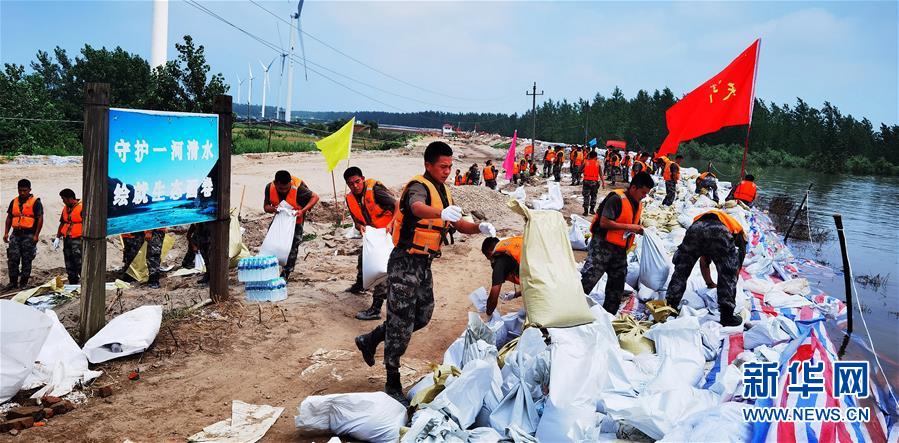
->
xmin=493 ymin=141 xmax=512 ymax=150
xmin=302 ymin=233 xmax=317 ymax=242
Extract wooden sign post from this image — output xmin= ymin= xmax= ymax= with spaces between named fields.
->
xmin=209 ymin=96 xmax=232 ymax=301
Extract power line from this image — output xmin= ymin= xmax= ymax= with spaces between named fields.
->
xmin=247 ymin=0 xmax=510 ymax=103
xmin=0 ymin=116 xmax=83 ymax=124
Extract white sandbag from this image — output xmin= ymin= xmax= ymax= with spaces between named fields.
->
xmin=491 ymin=328 xmax=547 ymax=434
xmin=343 ymin=226 xmax=361 ymax=239
xmin=468 ymin=287 xmax=489 ymax=313
xmin=23 ymin=310 xmax=101 ymax=398
xmin=643 ymin=316 xmax=705 ymax=391
xmin=82 ymin=305 xmax=163 ymax=364
xmin=259 ymin=201 xmax=297 ymax=266
xmin=532 ymin=182 xmax=563 ymax=211
xmin=568 ymin=215 xmax=591 ymax=251
xmin=659 ymin=402 xmax=753 ymax=443
xmin=425 ymin=359 xmax=498 ymax=429
xmin=443 ymin=336 xmax=465 ymax=368
xmin=587 ymin=275 xmax=637 ymax=306
xmin=602 ymin=385 xmax=720 ymax=440
xmin=509 ymin=200 xmax=594 ymax=328
xmin=462 ymin=313 xmax=499 ymax=367
xmin=625 ymin=260 xmax=640 ymax=289
xmin=638 ymin=229 xmax=672 ymax=292
xmin=0 ymin=300 xmax=53 ymax=403
xmin=504 ymin=186 xmax=527 ymax=204
xmin=296 ymin=392 xmax=406 ymax=443
xmin=361 ymin=228 xmax=392 ymax=289
xmin=190 ymin=400 xmax=284 ymax=443
xmin=743 ymin=317 xmax=799 ymax=350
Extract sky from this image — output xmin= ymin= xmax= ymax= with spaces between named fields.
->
xmin=2 ymin=1 xmax=897 ymax=126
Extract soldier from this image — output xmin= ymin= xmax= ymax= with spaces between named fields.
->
xmin=181 ymin=222 xmax=212 ymax=284
xmin=343 ymin=166 xmax=397 ymax=320
xmin=4 ymin=179 xmax=43 ymax=290
xmin=581 ymin=172 xmax=654 ymax=314
xmin=483 ymin=160 xmax=498 ymax=190
xmin=727 ymin=174 xmax=757 ymax=207
xmin=570 ymin=146 xmax=584 ymax=185
xmin=355 ymin=141 xmax=496 ymax=404
xmin=696 ymin=168 xmax=720 ymax=202
xmin=543 ymin=147 xmax=555 ymax=177
xmin=581 ymin=151 xmax=605 ymax=216
xmin=661 ymin=155 xmax=683 ymax=206
xmin=56 ymin=188 xmax=83 ymax=285
xmin=481 ymin=236 xmax=523 ymax=317
xmin=666 ymin=210 xmax=747 ymax=326
xmin=467 ymin=163 xmax=481 ymax=186
xmin=120 ymin=228 xmax=166 ymax=288
xmin=263 ymin=170 xmax=320 ymax=281
xmin=552 ymin=146 xmax=564 ymax=182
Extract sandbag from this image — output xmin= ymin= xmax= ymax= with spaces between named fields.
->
xmin=424 ymin=359 xmax=499 ymax=429
xmin=259 ymin=202 xmax=297 ymax=266
xmin=410 ymin=364 xmax=461 ymax=408
xmin=229 ymin=208 xmax=251 ymax=267
xmin=509 ymin=200 xmax=593 ymax=328
xmin=612 ymin=315 xmax=655 ymax=355
xmin=82 ymin=305 xmax=163 ymax=363
xmin=638 ymin=229 xmax=672 ymax=292
xmin=643 ymin=316 xmax=705 ymax=391
xmin=659 ymin=402 xmax=753 ymax=442
xmin=0 ymin=300 xmax=53 ymax=403
xmin=743 ymin=317 xmax=799 ymax=350
xmin=568 ymin=215 xmax=591 ymax=251
xmin=361 ymin=228 xmax=392 ymax=289
xmin=23 ymin=310 xmax=101 ymax=398
xmin=296 ymin=392 xmax=406 ymax=443
xmin=506 ymin=186 xmax=527 ymax=204
xmin=532 ymin=182 xmax=563 ymax=211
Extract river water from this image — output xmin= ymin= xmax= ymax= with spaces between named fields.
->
xmin=687 ymin=159 xmax=899 ymax=392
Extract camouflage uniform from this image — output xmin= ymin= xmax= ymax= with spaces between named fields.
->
xmin=283 ymin=225 xmax=304 ymax=275
xmin=666 ymin=217 xmax=745 ymax=318
xmin=146 ymin=229 xmax=165 ymax=282
xmin=181 ymin=223 xmax=212 ymax=269
xmin=543 ymin=157 xmax=553 ymax=177
xmin=62 ymin=237 xmax=82 ymax=284
xmin=362 ymin=249 xmax=434 ymax=369
xmin=580 ymin=237 xmax=629 ymax=314
xmin=121 ymin=234 xmax=145 ymax=272
xmin=7 ymin=234 xmax=37 ymax=286
xmin=662 ymin=180 xmax=677 ymax=206
xmin=582 ymin=181 xmax=600 ymax=214
xmin=695 ymin=177 xmax=719 ymax=202
xmin=552 ymin=158 xmax=562 ymax=182
xmin=485 ymin=179 xmax=497 ymax=190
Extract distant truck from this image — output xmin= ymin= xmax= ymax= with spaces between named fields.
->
xmin=442 ymin=123 xmax=454 ymax=137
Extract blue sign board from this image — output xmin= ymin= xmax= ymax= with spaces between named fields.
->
xmin=107 ymin=108 xmax=220 ymax=235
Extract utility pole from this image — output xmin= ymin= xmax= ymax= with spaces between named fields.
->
xmin=584 ymin=103 xmax=589 ymax=145
xmin=526 ymin=82 xmax=543 ymax=152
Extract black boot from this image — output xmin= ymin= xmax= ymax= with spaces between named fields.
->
xmin=280 ymin=269 xmax=290 ymax=281
xmin=355 ymin=333 xmax=377 ymax=367
xmin=347 ymin=282 xmax=364 ymax=294
xmin=355 ymin=298 xmax=383 ymax=320
xmin=198 ymin=273 xmax=209 ymax=285
xmin=3 ymin=281 xmax=17 ymax=292
xmin=582 ymin=209 xmax=589 ymax=216
xmin=719 ymin=306 xmax=743 ymax=327
xmin=147 ymin=276 xmax=160 ymax=289
xmin=18 ymin=276 xmax=29 ymax=289
xmin=385 ymin=366 xmax=408 ymax=406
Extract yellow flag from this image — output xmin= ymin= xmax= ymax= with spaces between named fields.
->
xmin=315 ymin=117 xmax=355 ymax=171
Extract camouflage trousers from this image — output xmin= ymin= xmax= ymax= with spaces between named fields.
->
xmin=365 ymin=248 xmax=434 ymax=369
xmin=666 ymin=218 xmax=740 ymax=316
xmin=63 ymin=237 xmax=82 ymax=284
xmin=580 ymin=238 xmax=628 ymax=314
xmin=543 ymin=161 xmax=552 ymax=177
xmin=570 ymin=164 xmax=582 ymax=185
xmin=695 ymin=178 xmax=719 ymax=202
xmin=121 ymin=230 xmax=164 ymax=279
xmin=6 ymin=234 xmax=36 ymax=284
xmin=582 ymin=180 xmax=600 ymax=212
xmin=284 ymin=224 xmax=304 ymax=273
xmin=662 ymin=180 xmax=677 ymax=206
xmin=356 ymin=252 xmax=387 ymax=303
xmin=485 ymin=179 xmax=497 ymax=190
xmin=181 ymin=224 xmax=212 ymax=269
xmin=553 ymin=163 xmax=562 ymax=182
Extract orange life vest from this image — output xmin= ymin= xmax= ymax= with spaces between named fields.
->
xmin=60 ymin=200 xmax=83 ymax=239
xmin=454 ymin=174 xmax=463 ymax=186
xmin=545 ymin=151 xmax=555 ymax=162
xmin=694 ymin=210 xmax=744 ymax=236
xmin=697 ymin=172 xmax=716 ymax=182
xmin=662 ymin=158 xmax=680 ymax=181
xmin=529 ymin=161 xmax=537 ymax=174
xmin=610 ymin=154 xmax=621 ymax=167
xmin=493 ymin=236 xmax=522 ymax=284
xmin=346 ymin=179 xmax=394 ymax=229
xmin=483 ymin=166 xmax=496 ymax=181
xmin=519 ymin=159 xmax=528 ymax=173
xmin=583 ymin=159 xmax=600 ymax=181
xmin=524 ymin=145 xmax=534 ymax=157
xmin=555 ymin=151 xmax=564 ymax=163
xmin=11 ymin=196 xmax=37 ymax=229
xmin=733 ymin=180 xmax=757 ymax=204
xmin=512 ymin=162 xmax=520 ymax=174
xmin=267 ymin=176 xmax=305 ymax=224
xmin=591 ymin=190 xmax=643 ymax=249
xmin=622 ymin=155 xmax=632 ymax=168
xmin=632 ymin=160 xmax=647 ymax=178
xmin=392 ymin=175 xmax=454 ymax=256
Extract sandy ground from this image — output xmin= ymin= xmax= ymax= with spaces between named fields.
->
xmin=0 ymin=135 xmax=615 ymax=442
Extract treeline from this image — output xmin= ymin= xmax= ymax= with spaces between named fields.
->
xmin=0 ymin=35 xmax=227 ymax=155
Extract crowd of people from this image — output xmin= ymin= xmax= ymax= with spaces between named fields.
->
xmin=4 ymin=138 xmax=760 ymax=407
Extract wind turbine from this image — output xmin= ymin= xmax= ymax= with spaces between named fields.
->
xmin=235 ymin=73 xmax=244 ymax=105
xmin=247 ymin=64 xmax=255 ymax=120
xmin=286 ymin=0 xmax=307 ymax=123
xmin=259 ymin=59 xmax=274 ymax=120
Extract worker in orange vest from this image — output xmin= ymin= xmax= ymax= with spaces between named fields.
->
xmin=695 ymin=168 xmax=720 ymax=202
xmin=480 ymin=236 xmax=523 ymax=317
xmin=344 ymin=166 xmax=397 ymax=320
xmin=483 ymin=160 xmax=498 ymax=190
xmin=581 ymin=151 xmax=606 ymax=216
xmin=4 ymin=178 xmax=44 ymax=290
xmin=56 ymin=188 xmax=83 ymax=285
xmin=518 ymin=158 xmax=529 ymax=185
xmin=570 ymin=147 xmax=584 ymax=185
xmin=552 ymin=146 xmax=564 ymax=182
xmin=510 ymin=160 xmax=520 ymax=185
xmin=581 ymin=172 xmax=655 ymax=314
xmin=666 ymin=210 xmax=748 ymax=326
xmin=454 ymin=170 xmax=464 ymax=186
xmin=355 ymin=141 xmax=496 ymax=405
xmin=543 ymin=148 xmax=555 ymax=177
xmin=468 ymin=163 xmax=481 ymax=186
xmin=661 ymin=154 xmax=684 ymax=206
xmin=264 ymin=170 xmax=320 ymax=281
xmin=727 ymin=175 xmax=758 ymax=207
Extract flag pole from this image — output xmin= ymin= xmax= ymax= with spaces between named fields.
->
xmin=740 ymin=125 xmax=751 ymax=179
xmin=741 ymin=38 xmax=762 ymax=179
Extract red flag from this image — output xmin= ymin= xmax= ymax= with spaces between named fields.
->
xmin=657 ymin=39 xmax=760 ymax=157
xmin=503 ymin=130 xmax=518 ymax=180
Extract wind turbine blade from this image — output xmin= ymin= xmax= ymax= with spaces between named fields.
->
xmin=298 ymin=19 xmax=309 ymax=81
xmin=267 ymin=58 xmax=275 ymax=71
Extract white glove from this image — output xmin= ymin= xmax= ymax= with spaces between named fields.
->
xmin=440 ymin=205 xmax=463 ymax=222
xmin=500 ymin=291 xmax=518 ymax=301
xmin=479 ymin=222 xmax=497 ymax=237
xmin=52 ymin=238 xmax=61 ymax=250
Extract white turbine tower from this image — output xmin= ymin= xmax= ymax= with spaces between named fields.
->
xmin=150 ymin=0 xmax=169 ymax=68
xmin=247 ymin=64 xmax=255 ymax=120
xmin=259 ymin=58 xmax=274 ymax=120
xmin=275 ymin=52 xmax=287 ymax=120
xmin=235 ymin=73 xmax=244 ymax=105
xmin=286 ymin=0 xmax=307 ymax=123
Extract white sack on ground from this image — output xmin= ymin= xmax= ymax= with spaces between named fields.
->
xmin=509 ymin=200 xmax=594 ymax=328
xmin=259 ymin=201 xmax=297 ymax=266
xmin=296 ymin=392 xmax=406 ymax=443
xmin=532 ymin=181 xmax=563 ymax=211
xmin=0 ymin=300 xmax=53 ymax=403
xmin=601 ymin=385 xmax=720 ymax=440
xmin=425 ymin=359 xmax=498 ymax=429
xmin=659 ymin=402 xmax=753 ymax=442
xmin=743 ymin=316 xmax=799 ymax=350
xmin=568 ymin=214 xmax=591 ymax=251
xmin=638 ymin=229 xmax=672 ymax=292
xmin=643 ymin=316 xmax=705 ymax=391
xmin=82 ymin=305 xmax=163 ymax=363
xmin=190 ymin=400 xmax=284 ymax=443
xmin=361 ymin=228 xmax=392 ymax=289
xmin=491 ymin=328 xmax=548 ymax=434
xmin=23 ymin=310 xmax=101 ymax=398
xmin=468 ymin=287 xmax=489 ymax=313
